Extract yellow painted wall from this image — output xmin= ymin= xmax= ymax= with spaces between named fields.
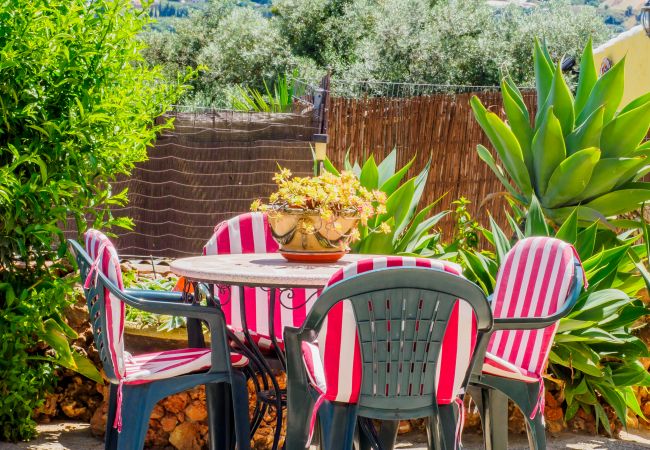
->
xmin=593 ymin=25 xmax=650 ymax=106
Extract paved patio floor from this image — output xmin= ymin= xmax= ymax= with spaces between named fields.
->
xmin=1 ymin=421 xmax=649 ymax=449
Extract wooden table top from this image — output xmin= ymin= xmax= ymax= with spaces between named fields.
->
xmin=170 ymin=253 xmax=375 ymax=288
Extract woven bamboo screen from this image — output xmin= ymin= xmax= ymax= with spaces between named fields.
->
xmin=111 ymin=109 xmax=317 ymax=257
xmin=326 ymin=91 xmax=538 ymax=240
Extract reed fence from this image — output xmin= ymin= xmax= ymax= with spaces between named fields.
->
xmin=326 ymin=91 xmax=538 ymax=239
xmin=111 ymin=109 xmax=317 ymax=257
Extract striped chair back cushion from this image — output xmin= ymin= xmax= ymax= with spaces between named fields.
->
xmin=84 ymin=229 xmax=126 ymax=378
xmin=317 ymin=256 xmax=477 ymax=404
xmin=487 ymin=237 xmax=580 ymax=376
xmin=203 ymin=212 xmax=318 ymax=346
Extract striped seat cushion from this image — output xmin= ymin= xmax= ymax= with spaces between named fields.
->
xmin=202 ymin=213 xmax=319 ymax=349
xmin=301 ymin=256 xmax=478 ymax=405
xmin=485 ymin=237 xmax=582 ymax=379
xmin=482 ymin=352 xmax=539 ymax=383
xmin=123 ymin=348 xmax=248 ymax=385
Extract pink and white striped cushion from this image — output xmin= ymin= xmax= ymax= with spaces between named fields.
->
xmin=123 ymin=348 xmax=248 ymax=385
xmin=302 ymin=256 xmax=478 ymax=405
xmin=484 ymin=237 xmax=582 ymax=380
xmin=85 ymin=229 xmax=127 ymax=379
xmin=202 ymin=213 xmax=319 ymax=349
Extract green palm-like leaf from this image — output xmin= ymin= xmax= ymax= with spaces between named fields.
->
xmin=555 ymin=208 xmax=578 ymax=245
xmin=532 ymin=107 xmax=566 ymax=197
xmin=485 ymin=112 xmax=533 ymax=197
xmin=543 ymin=147 xmax=600 ymax=208
xmin=577 ymin=157 xmax=645 ymax=202
xmin=502 ymin=77 xmax=533 ymax=172
xmin=534 ymin=38 xmax=554 ymax=118
xmin=584 ymin=189 xmax=650 ymax=217
xmin=359 ymin=155 xmax=379 ymax=189
xmin=600 ymin=99 xmax=650 ymax=158
xmin=377 ymin=149 xmax=397 ymax=186
xmin=577 ymin=57 xmax=625 ymax=125
xmin=476 ymin=144 xmax=526 ymax=202
xmin=620 ymin=91 xmax=650 ymax=114
xmin=574 ymin=37 xmax=597 ymax=117
xmin=538 ymin=63 xmax=575 ymax=137
xmin=525 ymin=195 xmax=550 ymax=237
xmin=379 ymin=155 xmax=416 ymax=196
xmin=489 ymin=214 xmax=511 ymax=263
xmin=566 ymin=106 xmax=604 ymax=155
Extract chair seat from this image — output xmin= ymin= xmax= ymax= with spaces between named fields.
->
xmin=482 ymin=352 xmax=539 ymax=383
xmin=123 ymin=348 xmax=248 ymax=384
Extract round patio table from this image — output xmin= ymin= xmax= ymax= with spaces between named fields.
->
xmin=170 ymin=253 xmax=375 ymax=450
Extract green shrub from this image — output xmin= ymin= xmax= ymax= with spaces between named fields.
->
xmin=0 ymin=0 xmax=188 ymax=440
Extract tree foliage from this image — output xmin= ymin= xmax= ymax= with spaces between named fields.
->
xmin=141 ymin=0 xmax=612 ymax=105
xmin=0 ymin=0 xmax=187 ymax=440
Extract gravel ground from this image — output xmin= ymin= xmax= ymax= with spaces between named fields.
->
xmin=1 ymin=421 xmax=649 ymax=449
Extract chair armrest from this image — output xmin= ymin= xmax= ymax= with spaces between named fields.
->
xmin=283 ymin=326 xmax=311 ymax=392
xmin=491 ymin=292 xmax=576 ymax=331
xmin=98 ymin=273 xmax=232 ymax=373
xmin=123 ymin=289 xmax=184 ymax=302
xmin=491 ymin=262 xmax=584 ymax=331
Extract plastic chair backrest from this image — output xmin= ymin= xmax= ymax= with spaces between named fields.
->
xmin=70 ymin=230 xmax=126 ymax=382
xmin=303 ymin=257 xmax=492 ymax=419
xmin=487 ymin=237 xmax=585 ymax=376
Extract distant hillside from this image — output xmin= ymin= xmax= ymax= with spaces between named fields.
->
xmin=599 ymin=0 xmax=645 ymax=11
xmin=495 ymin=0 xmax=645 ymax=30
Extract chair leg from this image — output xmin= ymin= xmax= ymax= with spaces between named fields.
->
xmin=230 ymin=372 xmax=251 ymax=450
xmin=355 ymin=418 xmax=395 ymax=450
xmin=438 ymin=404 xmax=458 ymax=450
xmin=377 ymin=420 xmax=399 ymax=450
xmin=482 ymin=388 xmax=509 ymax=450
xmin=104 ymin=384 xmax=118 ymax=450
xmin=318 ymin=402 xmax=358 ymax=450
xmin=206 ymin=382 xmax=233 ymax=450
xmin=427 ymin=412 xmax=441 ymax=450
xmin=285 ymin=385 xmax=317 ymax=450
xmin=526 ymin=412 xmax=546 ymax=450
xmin=115 ymin=385 xmax=154 ymax=450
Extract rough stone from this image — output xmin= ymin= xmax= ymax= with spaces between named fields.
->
xmin=169 ymin=422 xmax=204 ymax=450
xmin=162 ymin=392 xmax=189 ymax=414
xmin=160 ymin=414 xmax=179 ymax=433
xmin=89 ymin=402 xmax=107 ymax=437
xmin=185 ymin=401 xmax=208 ymax=422
xmin=150 ymin=404 xmax=165 ymax=420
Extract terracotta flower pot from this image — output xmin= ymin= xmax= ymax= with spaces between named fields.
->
xmin=267 ymin=208 xmax=359 ymax=262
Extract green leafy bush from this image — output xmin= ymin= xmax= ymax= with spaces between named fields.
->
xmin=463 ymin=202 xmax=650 ymax=431
xmin=0 ymin=0 xmax=187 ymax=440
xmin=471 ymin=38 xmax=650 ymax=225
xmin=143 ymin=0 xmax=611 ymax=105
xmin=323 ymin=150 xmax=448 ymax=255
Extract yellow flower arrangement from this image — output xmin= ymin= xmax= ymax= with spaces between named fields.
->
xmin=251 ymin=168 xmax=390 ymax=241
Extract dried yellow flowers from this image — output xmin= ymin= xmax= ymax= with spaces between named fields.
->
xmin=251 ymin=167 xmax=390 ymax=241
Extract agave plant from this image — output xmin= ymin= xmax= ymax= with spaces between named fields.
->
xmin=471 ymin=38 xmax=650 ymax=226
xmin=322 ymin=150 xmax=448 ymax=255
xmin=230 ymin=72 xmax=303 ymax=113
xmin=460 ymin=200 xmax=650 ymax=431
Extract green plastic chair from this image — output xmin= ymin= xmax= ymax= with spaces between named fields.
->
xmin=283 ymin=264 xmax=493 ymax=450
xmin=468 ymin=237 xmax=586 ymax=450
xmin=68 ymin=236 xmax=251 ymax=450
